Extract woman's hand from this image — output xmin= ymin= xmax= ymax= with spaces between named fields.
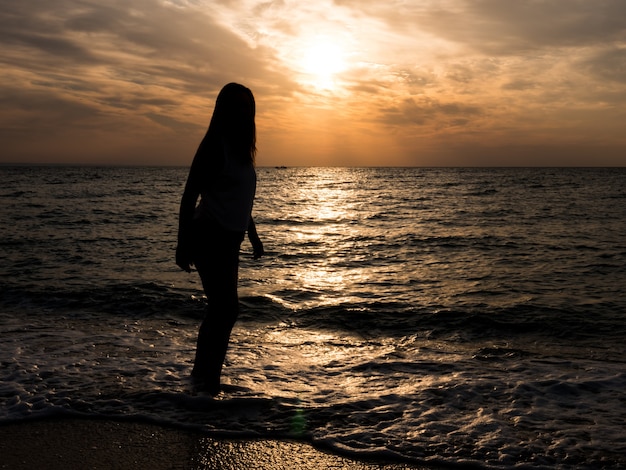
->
xmin=251 ymin=236 xmax=265 ymax=260
xmin=247 ymin=217 xmax=264 ymax=259
xmin=176 ymin=244 xmax=193 ymax=272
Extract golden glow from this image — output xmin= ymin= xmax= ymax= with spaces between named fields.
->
xmin=3 ymin=2 xmax=625 ymax=167
xmin=280 ymin=169 xmax=371 ymax=307
xmin=296 ymin=36 xmax=348 ymax=90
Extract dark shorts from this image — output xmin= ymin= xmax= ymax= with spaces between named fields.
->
xmin=190 ymin=217 xmax=244 ymax=272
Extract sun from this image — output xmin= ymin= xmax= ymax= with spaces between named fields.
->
xmin=298 ymin=36 xmax=348 ymax=89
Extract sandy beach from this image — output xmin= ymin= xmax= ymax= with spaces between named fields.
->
xmin=0 ymin=418 xmax=429 ymax=470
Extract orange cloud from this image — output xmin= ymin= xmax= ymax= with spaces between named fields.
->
xmin=1 ymin=0 xmax=625 ymax=166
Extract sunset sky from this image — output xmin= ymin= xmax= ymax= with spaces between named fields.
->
xmin=2 ymin=0 xmax=625 ymax=167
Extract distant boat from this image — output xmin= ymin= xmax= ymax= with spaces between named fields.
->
xmin=274 ymin=166 xmax=288 ymax=169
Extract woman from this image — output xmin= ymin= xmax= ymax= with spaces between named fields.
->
xmin=176 ymin=83 xmax=264 ymax=395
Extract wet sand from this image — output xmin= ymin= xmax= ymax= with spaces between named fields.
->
xmin=0 ymin=418 xmax=430 ymax=469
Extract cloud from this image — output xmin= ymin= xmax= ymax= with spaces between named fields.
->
xmin=1 ymin=0 xmax=625 ymax=166
xmin=2 ymin=0 xmax=280 ymax=89
xmin=0 ymin=0 xmax=295 ymax=163
xmin=582 ymin=47 xmax=626 ymax=83
xmin=380 ymin=97 xmax=482 ymax=127
xmin=348 ymin=0 xmax=626 ymax=54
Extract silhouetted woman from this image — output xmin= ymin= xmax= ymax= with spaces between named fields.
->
xmin=176 ymin=83 xmax=264 ymax=395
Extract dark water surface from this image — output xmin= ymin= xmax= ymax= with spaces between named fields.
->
xmin=1 ymin=166 xmax=625 ymax=468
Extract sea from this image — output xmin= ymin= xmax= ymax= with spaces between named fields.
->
xmin=1 ymin=166 xmax=625 ymax=469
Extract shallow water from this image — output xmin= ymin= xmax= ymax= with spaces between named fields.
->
xmin=1 ymin=166 xmax=625 ymax=468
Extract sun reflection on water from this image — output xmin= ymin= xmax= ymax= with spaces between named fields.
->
xmin=250 ymin=167 xmax=445 ymax=312
xmin=294 ymin=170 xmax=355 ymax=223
xmin=254 ymin=327 xmax=447 ymax=403
xmin=280 ymin=168 xmax=370 ymax=306
xmin=263 ymin=328 xmax=386 ymax=399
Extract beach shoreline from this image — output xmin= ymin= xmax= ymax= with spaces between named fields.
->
xmin=0 ymin=418 xmax=431 ymax=470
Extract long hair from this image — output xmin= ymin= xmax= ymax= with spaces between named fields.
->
xmin=201 ymin=83 xmax=256 ymax=165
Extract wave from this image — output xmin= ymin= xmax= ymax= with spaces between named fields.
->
xmin=2 ymin=281 xmax=624 ymax=351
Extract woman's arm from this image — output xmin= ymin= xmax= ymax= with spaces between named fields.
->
xmin=247 ymin=216 xmax=264 ymax=259
xmin=176 ymin=153 xmax=204 ymax=272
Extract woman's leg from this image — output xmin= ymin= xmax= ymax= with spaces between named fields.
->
xmin=191 ymin=231 xmax=243 ymax=394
